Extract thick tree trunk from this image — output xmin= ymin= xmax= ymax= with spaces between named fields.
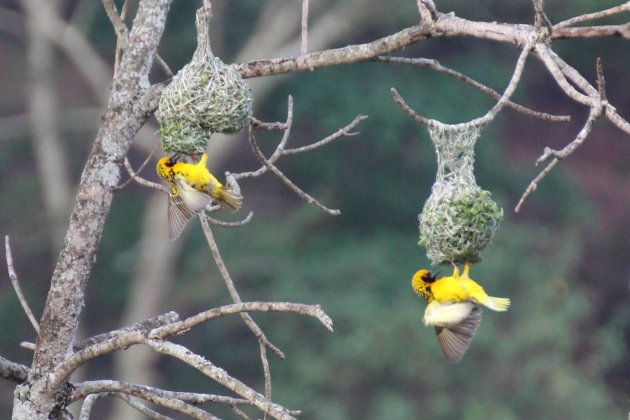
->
xmin=11 ymin=1 xmax=172 ymax=418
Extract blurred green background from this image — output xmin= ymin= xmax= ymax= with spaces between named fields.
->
xmin=0 ymin=0 xmax=629 ymax=418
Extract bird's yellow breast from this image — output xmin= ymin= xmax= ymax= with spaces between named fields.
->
xmin=430 ymin=276 xmax=473 ymax=303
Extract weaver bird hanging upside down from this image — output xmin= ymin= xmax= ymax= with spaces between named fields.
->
xmin=156 ymin=154 xmax=242 ymax=240
xmin=411 ymin=263 xmax=510 ymax=363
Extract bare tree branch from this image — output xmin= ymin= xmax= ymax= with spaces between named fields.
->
xmin=248 ymin=126 xmax=341 ymax=215
xmin=553 ymin=24 xmax=630 ymax=40
xmin=392 ymin=30 xmax=536 ymax=128
xmin=115 ymin=394 xmax=173 ymax=420
xmin=145 ymin=339 xmax=297 ymax=420
xmin=0 ymin=356 xmax=29 ymax=384
xmin=204 ymin=211 xmax=254 ymax=227
xmin=82 ymin=392 xmax=175 ymax=420
xmin=123 ymin=156 xmax=169 ymax=193
xmin=376 ymin=56 xmax=570 ymax=122
xmin=75 ymin=380 xmax=220 ymax=419
xmin=241 ymin=102 xmax=363 ymax=216
xmin=283 ymin=115 xmax=367 ymax=155
xmin=74 ymin=312 xmax=180 ymax=351
xmin=14 ymin=2 xmax=174 ymax=417
xmin=515 ymin=81 xmax=606 ymax=212
xmin=200 ymin=219 xmax=286 ymax=360
xmin=103 ymin=0 xmax=173 ymax=78
xmin=5 ymin=236 xmax=40 ymax=333
xmin=301 ymin=0 xmax=309 ymax=56
xmin=49 ymin=302 xmax=332 ymax=391
xmin=554 ymin=3 xmax=630 ymax=29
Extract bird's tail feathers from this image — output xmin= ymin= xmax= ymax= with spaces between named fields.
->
xmin=218 ymin=187 xmax=243 ymax=211
xmin=485 ymin=296 xmax=510 ymax=311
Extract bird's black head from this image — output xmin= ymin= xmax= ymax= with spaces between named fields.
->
xmin=421 ymin=271 xmax=439 ymax=283
xmin=165 ymin=154 xmax=180 ymax=167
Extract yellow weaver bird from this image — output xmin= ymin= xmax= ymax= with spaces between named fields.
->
xmin=411 ymin=263 xmax=510 ymax=363
xmin=156 ymin=154 xmax=243 ymax=240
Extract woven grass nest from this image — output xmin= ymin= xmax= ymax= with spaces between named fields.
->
xmin=419 ymin=187 xmax=503 ymax=265
xmin=418 ymin=123 xmax=503 ymax=265
xmin=156 ymin=8 xmax=253 ymax=155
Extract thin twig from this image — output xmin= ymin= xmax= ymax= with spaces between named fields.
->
xmin=102 ymin=0 xmax=173 ymax=78
xmin=416 ymin=0 xmax=438 ymax=25
xmin=260 ymin=342 xmax=272 ymax=420
xmin=102 ymin=0 xmax=127 ymax=77
xmin=552 ymin=24 xmax=630 ymax=40
xmin=200 ymin=219 xmax=286 ymax=359
xmin=73 ymin=380 xmax=256 ymax=408
xmin=77 ymin=381 xmax=219 ymax=419
xmin=151 ymin=302 xmax=334 ymax=338
xmin=536 ymin=44 xmax=592 ymax=105
xmin=249 ymin=127 xmax=341 ymax=216
xmin=514 ymin=157 xmax=559 ymax=213
xmin=596 ymin=57 xmax=606 ymax=101
xmin=544 ymin=48 xmax=630 ymax=134
xmin=250 ymin=117 xmax=289 ymax=131
xmin=5 ymin=236 xmax=39 ymax=333
xmin=115 ymin=149 xmax=157 ymax=190
xmin=392 ymin=31 xmax=536 ymax=129
xmin=146 ymin=339 xmax=297 ymax=420
xmin=297 ymin=0 xmax=314 ymax=71
xmin=123 ymin=157 xmax=168 ymax=193
xmin=554 ymin=3 xmax=630 ymax=29
xmin=301 ymin=0 xmax=309 ymax=56
xmin=376 ymin=56 xmax=569 ymax=122
xmin=231 ymin=405 xmax=253 ymax=420
xmin=204 ymin=211 xmax=254 ymax=227
xmin=390 ymin=88 xmax=432 ymax=125
xmin=118 ymin=394 xmax=173 ymax=420
xmin=235 ymin=97 xmax=295 ymax=181
xmin=79 ymin=394 xmax=107 ymax=420
xmin=283 ymin=115 xmax=367 ymax=155
xmin=467 ymin=32 xmax=537 ymax=127
xmin=532 ymin=0 xmax=553 ymax=39
xmin=20 ymin=341 xmax=36 ymax=351
xmin=515 ymin=98 xmax=604 ymax=212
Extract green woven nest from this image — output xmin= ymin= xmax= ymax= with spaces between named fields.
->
xmin=156 ymin=8 xmax=253 ymax=155
xmin=157 ymin=58 xmax=253 ymax=154
xmin=419 ymin=188 xmax=503 ymax=265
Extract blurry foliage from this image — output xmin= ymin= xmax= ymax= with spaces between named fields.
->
xmin=199 ymin=220 xmax=624 ymax=419
xmin=0 ymin=0 xmax=629 ymax=418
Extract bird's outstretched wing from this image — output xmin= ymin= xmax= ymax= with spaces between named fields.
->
xmin=173 ymin=176 xmax=214 ymax=213
xmin=166 ymin=177 xmax=213 ymax=240
xmin=434 ymin=306 xmax=483 ymax=363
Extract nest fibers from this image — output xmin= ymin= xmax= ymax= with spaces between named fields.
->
xmin=156 ymin=8 xmax=253 ymax=155
xmin=418 ymin=123 xmax=503 ymax=265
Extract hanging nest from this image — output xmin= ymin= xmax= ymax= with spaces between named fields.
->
xmin=418 ymin=123 xmax=503 ymax=265
xmin=419 ymin=187 xmax=503 ymax=265
xmin=156 ymin=8 xmax=253 ymax=155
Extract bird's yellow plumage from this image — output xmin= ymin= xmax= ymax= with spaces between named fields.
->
xmin=411 ymin=263 xmax=510 ymax=362
xmin=156 ymin=154 xmax=242 ymax=240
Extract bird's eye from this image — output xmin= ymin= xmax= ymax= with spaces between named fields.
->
xmin=165 ymin=155 xmax=178 ymax=167
xmin=421 ymin=272 xmax=437 ymax=283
